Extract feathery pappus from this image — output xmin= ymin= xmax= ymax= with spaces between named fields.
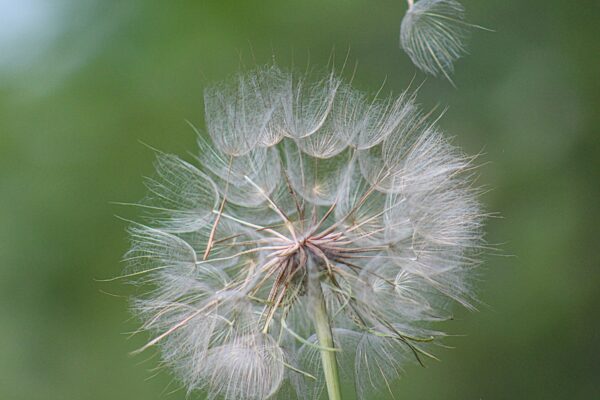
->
xmin=122 ymin=65 xmax=485 ymax=400
xmin=401 ymin=0 xmax=488 ymax=84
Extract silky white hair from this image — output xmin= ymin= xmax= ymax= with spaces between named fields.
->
xmin=123 ymin=65 xmax=485 ymax=400
xmin=401 ymin=0 xmax=476 ymax=84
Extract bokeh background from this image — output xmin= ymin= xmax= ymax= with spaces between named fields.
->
xmin=1 ymin=0 xmax=598 ymax=399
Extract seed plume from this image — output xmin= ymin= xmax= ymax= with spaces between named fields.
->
xmin=401 ymin=0 xmax=486 ymax=84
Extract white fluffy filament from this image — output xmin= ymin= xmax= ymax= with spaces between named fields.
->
xmin=122 ymin=65 xmax=485 ymax=400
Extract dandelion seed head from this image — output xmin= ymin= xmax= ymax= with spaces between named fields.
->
xmin=123 ymin=65 xmax=485 ymax=399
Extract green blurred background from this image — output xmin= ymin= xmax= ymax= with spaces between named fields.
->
xmin=0 ymin=0 xmax=598 ymax=399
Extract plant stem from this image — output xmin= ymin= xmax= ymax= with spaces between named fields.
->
xmin=307 ymin=259 xmax=342 ymax=400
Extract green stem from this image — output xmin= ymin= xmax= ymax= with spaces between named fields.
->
xmin=307 ymin=260 xmax=342 ymax=400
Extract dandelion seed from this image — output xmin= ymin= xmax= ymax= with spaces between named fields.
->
xmin=401 ymin=0 xmax=477 ymax=84
xmin=122 ymin=65 xmax=485 ymax=400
